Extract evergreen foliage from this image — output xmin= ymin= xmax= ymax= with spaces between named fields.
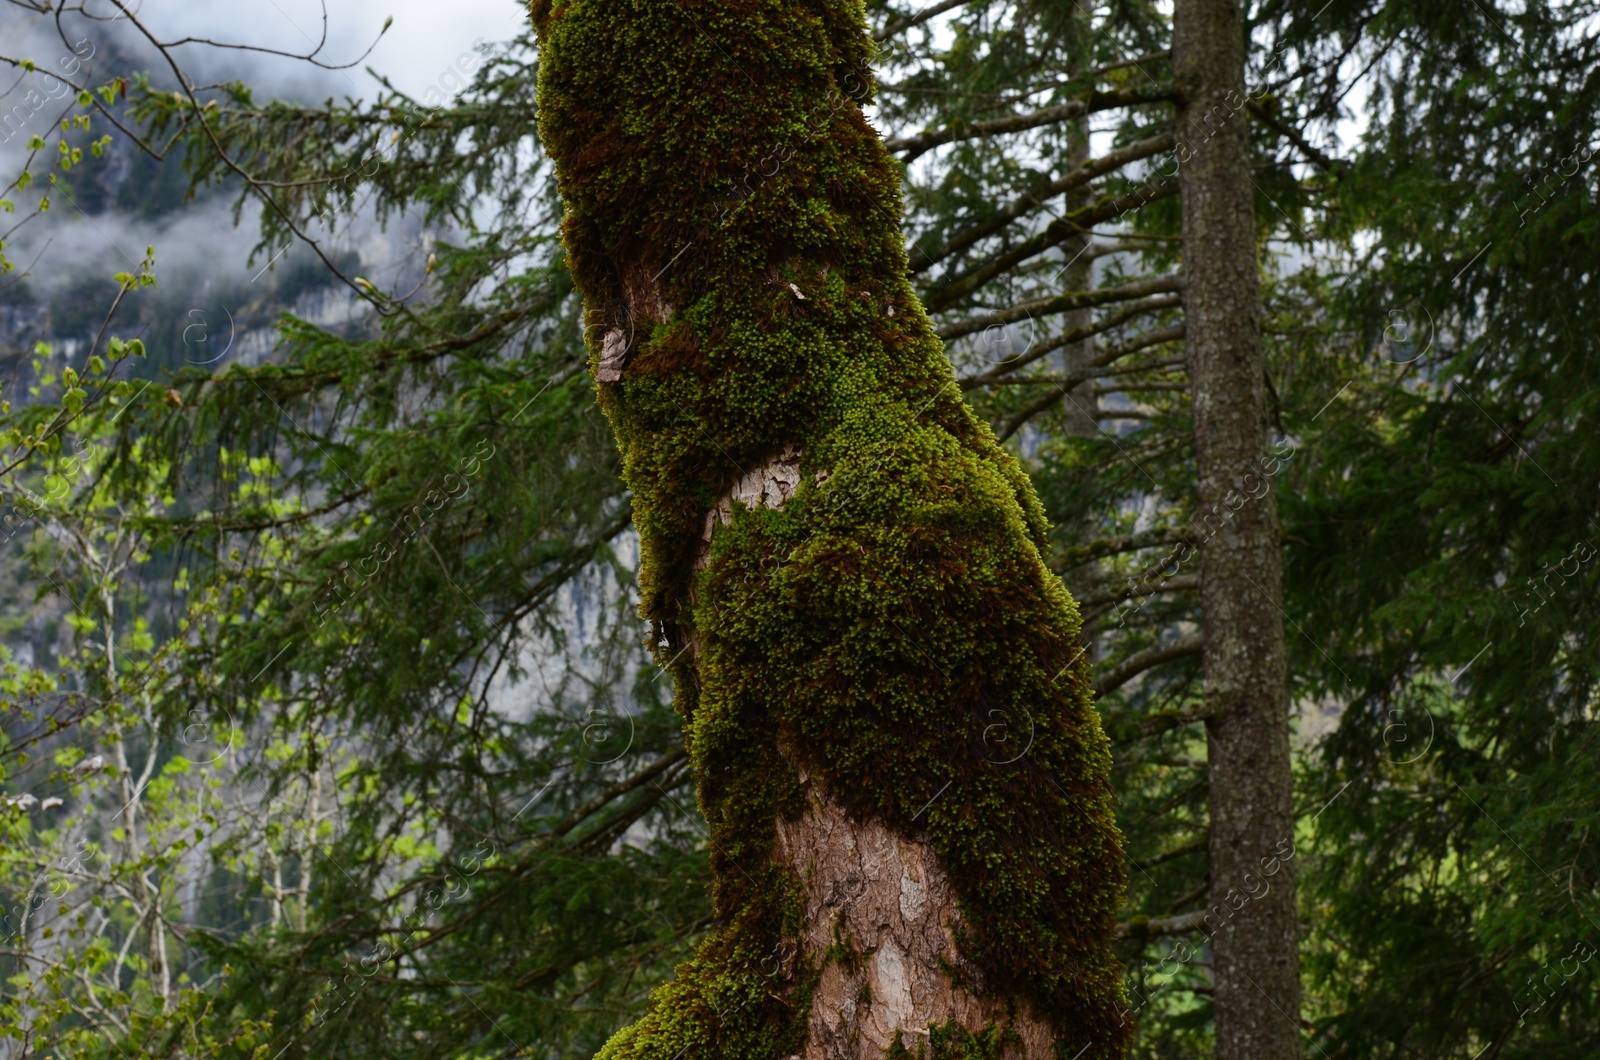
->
xmin=0 ymin=0 xmax=1596 ymax=1056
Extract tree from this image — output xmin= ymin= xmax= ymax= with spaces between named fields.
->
xmin=530 ymin=0 xmax=1131 ymax=1056
xmin=1171 ymin=0 xmax=1299 ymax=1055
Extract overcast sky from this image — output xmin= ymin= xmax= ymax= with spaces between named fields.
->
xmin=146 ymin=0 xmax=529 ymax=98
xmin=6 ymin=0 xmax=529 ymax=102
xmin=0 ymin=2 xmax=534 ymax=298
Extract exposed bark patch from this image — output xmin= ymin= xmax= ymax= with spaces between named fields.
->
xmin=597 ymin=328 xmax=629 ymax=382
xmin=622 ymin=259 xmax=676 ymax=326
xmin=684 ymin=444 xmax=808 ymax=681
xmin=596 ymin=261 xmax=677 ymax=383
xmin=699 ymin=442 xmax=804 ymax=557
xmin=775 ymin=781 xmax=1055 ymax=1060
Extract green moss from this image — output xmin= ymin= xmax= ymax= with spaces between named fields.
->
xmin=533 ymin=0 xmax=1130 ymax=1057
xmin=826 ymin=915 xmax=864 ymax=975
xmin=887 ymin=1030 xmax=917 ymax=1060
xmin=927 ymin=1021 xmax=1016 ymax=1060
xmin=883 ymin=1022 xmax=1018 ymax=1060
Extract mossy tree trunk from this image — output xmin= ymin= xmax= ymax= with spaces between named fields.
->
xmin=532 ymin=0 xmax=1131 ymax=1057
xmin=1172 ymin=0 xmax=1302 ymax=1055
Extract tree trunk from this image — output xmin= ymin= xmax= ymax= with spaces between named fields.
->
xmin=1058 ymin=14 xmax=1099 ymax=442
xmin=532 ymin=0 xmax=1132 ymax=1057
xmin=1171 ymin=0 xmax=1302 ymax=1056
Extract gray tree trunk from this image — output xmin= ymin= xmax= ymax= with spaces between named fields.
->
xmin=1059 ymin=135 xmax=1099 ymax=440
xmin=1171 ymin=0 xmax=1303 ymax=1055
xmin=1059 ymin=12 xmax=1099 ymax=441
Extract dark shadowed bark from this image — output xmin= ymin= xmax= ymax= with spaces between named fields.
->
xmin=1172 ymin=0 xmax=1302 ymax=1055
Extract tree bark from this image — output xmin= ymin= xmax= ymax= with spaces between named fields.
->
xmin=1058 ymin=12 xmax=1099 ymax=442
xmin=532 ymin=0 xmax=1132 ymax=1057
xmin=1171 ymin=0 xmax=1302 ymax=1056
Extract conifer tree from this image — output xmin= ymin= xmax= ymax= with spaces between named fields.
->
xmin=1171 ymin=0 xmax=1299 ymax=1054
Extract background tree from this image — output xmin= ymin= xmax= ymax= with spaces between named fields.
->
xmin=1172 ymin=0 xmax=1299 ymax=1054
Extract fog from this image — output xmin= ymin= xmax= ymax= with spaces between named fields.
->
xmin=3 ymin=0 xmax=524 ymax=100
xmin=4 ymin=1 xmax=524 ymax=333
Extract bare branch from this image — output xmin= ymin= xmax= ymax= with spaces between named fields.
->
xmin=912 ymin=132 xmax=1175 ymax=274
xmin=1051 ymin=527 xmax=1196 ymax=572
xmin=1094 ymin=633 xmax=1204 ymax=697
xmin=995 ymin=353 xmax=1185 ymax=442
xmin=1129 ymin=704 xmax=1220 ymax=741
xmin=873 ymin=0 xmax=967 ymax=42
xmin=1076 ymin=574 xmax=1198 ymax=609
xmin=958 ymin=298 xmax=1182 ymax=389
xmin=937 ymin=274 xmax=1183 ymax=342
xmin=1115 ymin=909 xmax=1211 ymax=939
xmin=885 ymin=86 xmax=1171 ymax=162
xmin=924 ymin=182 xmax=1182 ymax=311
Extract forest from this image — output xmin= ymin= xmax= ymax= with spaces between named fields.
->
xmin=0 ymin=0 xmax=1597 ymax=1057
